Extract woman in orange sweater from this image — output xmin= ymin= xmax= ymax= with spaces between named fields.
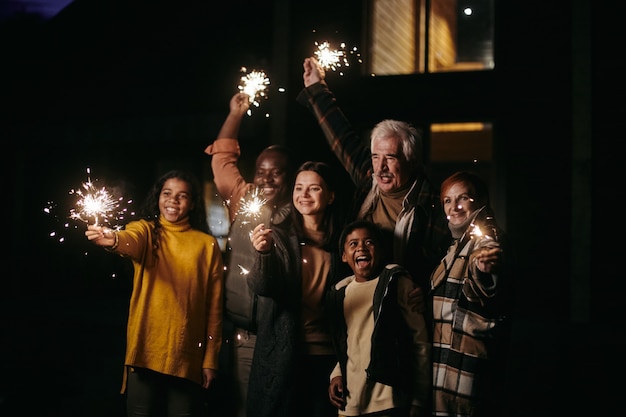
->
xmin=85 ymin=169 xmax=224 ymax=417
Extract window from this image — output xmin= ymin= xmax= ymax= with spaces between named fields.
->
xmin=368 ymin=0 xmax=494 ymax=75
xmin=204 ymin=180 xmax=229 ymax=252
xmin=428 ymin=122 xmax=495 ymax=203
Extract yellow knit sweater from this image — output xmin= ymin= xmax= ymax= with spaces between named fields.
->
xmin=113 ymin=216 xmax=224 ymax=391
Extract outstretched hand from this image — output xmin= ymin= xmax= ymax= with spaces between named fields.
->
xmin=473 ymin=247 xmax=503 ymax=274
xmin=303 ymin=56 xmax=325 ymax=87
xmin=85 ymin=224 xmax=116 ymax=247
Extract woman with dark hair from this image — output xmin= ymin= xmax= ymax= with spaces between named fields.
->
xmin=85 ymin=169 xmax=224 ymax=417
xmin=247 ymin=161 xmax=348 ymax=417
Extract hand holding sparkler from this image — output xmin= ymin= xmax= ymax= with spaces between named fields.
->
xmin=472 ymin=246 xmax=502 ymax=274
xmin=217 ymin=92 xmax=252 ymax=140
xmin=85 ymin=224 xmax=118 ymax=249
xmin=250 ymin=223 xmax=273 ymax=253
xmin=470 ymin=219 xmax=502 ymax=273
xmin=231 ymin=92 xmax=251 ymax=116
xmin=303 ymin=56 xmax=325 ymax=87
xmin=238 ymin=67 xmax=270 ymax=115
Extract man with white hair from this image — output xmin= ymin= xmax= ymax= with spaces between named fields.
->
xmin=297 ymin=57 xmax=451 ymax=292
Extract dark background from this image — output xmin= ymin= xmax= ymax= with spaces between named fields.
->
xmin=1 ymin=1 xmax=621 ymax=416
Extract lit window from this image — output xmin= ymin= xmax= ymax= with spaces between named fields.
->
xmin=368 ymin=0 xmax=494 ymax=75
xmin=428 ymin=122 xmax=493 ymax=187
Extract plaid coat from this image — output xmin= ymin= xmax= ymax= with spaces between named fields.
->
xmin=430 ymin=207 xmax=513 ymax=417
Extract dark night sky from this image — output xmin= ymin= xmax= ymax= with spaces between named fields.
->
xmin=3 ymin=0 xmax=280 ymax=281
xmin=2 ymin=0 xmax=276 ymax=121
xmin=2 ymin=4 xmax=279 ymax=415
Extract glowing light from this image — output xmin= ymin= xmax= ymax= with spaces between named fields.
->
xmin=238 ymin=67 xmax=270 ymax=115
xmin=315 ymin=41 xmax=346 ymax=71
xmin=470 ymin=224 xmax=484 ymax=239
xmin=470 ymin=216 xmax=496 ymax=242
xmin=237 ymin=187 xmax=267 ymax=224
xmin=314 ymin=41 xmax=361 ymax=76
xmin=43 ymin=168 xmax=135 ymax=246
xmin=68 ymin=168 xmax=129 ymax=228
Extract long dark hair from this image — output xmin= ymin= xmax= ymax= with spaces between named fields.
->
xmin=290 ymin=161 xmax=340 ymax=250
xmin=139 ymin=169 xmax=210 ymax=258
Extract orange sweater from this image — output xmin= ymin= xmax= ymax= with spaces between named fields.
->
xmin=113 ymin=216 xmax=224 ymax=391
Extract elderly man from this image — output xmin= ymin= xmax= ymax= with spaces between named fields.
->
xmin=297 ymin=57 xmax=450 ymax=292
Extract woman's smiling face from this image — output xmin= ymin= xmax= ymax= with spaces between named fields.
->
xmin=442 ymin=182 xmax=478 ymax=226
xmin=292 ymin=170 xmax=334 ymax=216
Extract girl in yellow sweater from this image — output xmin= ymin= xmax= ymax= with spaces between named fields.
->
xmin=85 ymin=169 xmax=224 ymax=417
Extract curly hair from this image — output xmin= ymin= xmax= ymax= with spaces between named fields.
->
xmin=138 ymin=169 xmax=210 ymax=259
xmin=338 ymin=219 xmax=385 ymax=255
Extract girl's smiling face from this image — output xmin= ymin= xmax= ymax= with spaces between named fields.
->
xmin=159 ymin=178 xmax=193 ymax=223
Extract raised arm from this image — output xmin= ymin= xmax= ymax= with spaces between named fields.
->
xmin=217 ymin=92 xmax=250 ymax=139
xmin=296 ymin=57 xmax=372 ymax=187
xmin=205 ymin=93 xmax=253 ymax=222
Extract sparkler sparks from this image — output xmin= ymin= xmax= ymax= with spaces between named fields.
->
xmin=237 ymin=187 xmax=267 ymax=225
xmin=469 ymin=208 xmax=497 ymax=243
xmin=238 ymin=67 xmax=270 ymax=115
xmin=314 ymin=41 xmax=361 ymax=75
xmin=68 ymin=168 xmax=130 ymax=229
xmin=43 ymin=168 xmax=135 ymax=245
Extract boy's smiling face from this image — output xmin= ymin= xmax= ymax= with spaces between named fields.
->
xmin=342 ymin=227 xmax=381 ymax=282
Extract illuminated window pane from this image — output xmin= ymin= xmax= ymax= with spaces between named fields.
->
xmin=368 ymin=0 xmax=494 ymax=75
xmin=430 ymin=122 xmax=492 ymax=162
xmin=429 ymin=122 xmax=493 ymax=185
xmin=429 ymin=0 xmax=494 ymax=72
xmin=370 ymin=0 xmax=420 ymax=75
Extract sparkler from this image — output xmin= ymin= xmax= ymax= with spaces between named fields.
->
xmin=314 ymin=41 xmax=361 ymax=75
xmin=43 ymin=168 xmax=134 ymax=245
xmin=238 ymin=67 xmax=270 ymax=115
xmin=68 ymin=168 xmax=129 ymax=229
xmin=469 ymin=207 xmax=498 ymax=244
xmin=470 ymin=224 xmax=486 ymax=240
xmin=236 ymin=187 xmax=267 ymax=225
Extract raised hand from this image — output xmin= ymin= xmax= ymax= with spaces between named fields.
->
xmin=303 ymin=56 xmax=325 ymax=87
